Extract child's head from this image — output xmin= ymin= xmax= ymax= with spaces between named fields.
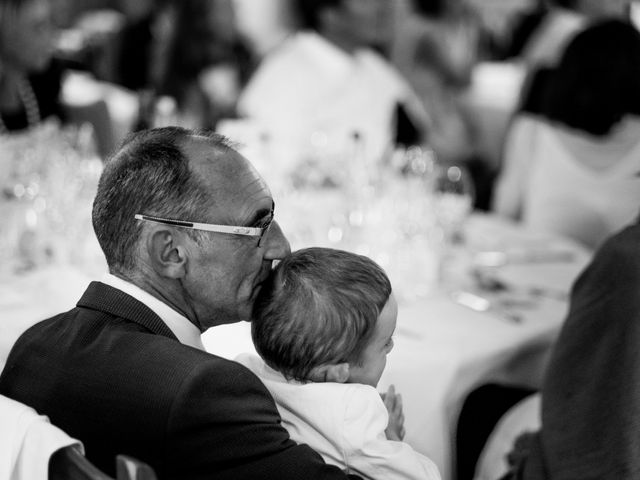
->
xmin=251 ymin=247 xmax=396 ymax=387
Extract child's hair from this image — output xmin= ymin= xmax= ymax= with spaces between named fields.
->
xmin=251 ymin=247 xmax=392 ymax=382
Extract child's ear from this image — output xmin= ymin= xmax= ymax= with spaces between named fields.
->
xmin=308 ymin=363 xmax=350 ymax=383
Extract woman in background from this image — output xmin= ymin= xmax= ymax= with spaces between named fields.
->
xmin=492 ymin=19 xmax=640 ymax=250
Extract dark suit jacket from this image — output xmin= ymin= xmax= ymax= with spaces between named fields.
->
xmin=0 ymin=282 xmax=359 ymax=479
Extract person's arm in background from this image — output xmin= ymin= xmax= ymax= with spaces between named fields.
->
xmin=62 ymin=95 xmax=115 ymax=158
xmin=491 ymin=114 xmax=538 ymax=220
xmin=61 ymin=71 xmax=139 ymax=159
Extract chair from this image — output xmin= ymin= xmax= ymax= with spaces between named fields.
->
xmin=0 ymin=394 xmax=157 ymax=480
xmin=116 ymin=455 xmax=158 ymax=480
xmin=473 ymin=393 xmax=540 ymax=480
xmin=455 ymin=384 xmax=536 ymax=480
xmin=49 ymin=447 xmax=112 ymax=480
xmin=49 ymin=446 xmax=158 ymax=480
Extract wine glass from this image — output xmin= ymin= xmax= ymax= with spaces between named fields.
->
xmin=433 ymin=163 xmax=475 ymax=245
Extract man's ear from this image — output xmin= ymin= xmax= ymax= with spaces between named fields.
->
xmin=308 ymin=363 xmax=350 ymax=383
xmin=146 ymin=228 xmax=188 ymax=279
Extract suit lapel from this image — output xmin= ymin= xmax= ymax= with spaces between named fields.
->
xmin=77 ymin=282 xmax=178 ymax=341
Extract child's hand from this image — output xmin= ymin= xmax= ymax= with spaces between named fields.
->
xmin=382 ymin=384 xmax=405 ymax=441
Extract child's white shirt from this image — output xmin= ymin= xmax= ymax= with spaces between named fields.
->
xmin=236 ymin=353 xmax=441 ymax=480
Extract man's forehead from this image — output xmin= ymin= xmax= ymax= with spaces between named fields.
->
xmin=183 ymin=136 xmax=271 ymax=212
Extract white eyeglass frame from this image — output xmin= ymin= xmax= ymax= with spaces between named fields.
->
xmin=134 ymin=208 xmax=273 ymax=247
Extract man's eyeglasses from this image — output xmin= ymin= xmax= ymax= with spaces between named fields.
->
xmin=134 ymin=203 xmax=275 ymax=248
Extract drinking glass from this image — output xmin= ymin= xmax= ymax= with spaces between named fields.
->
xmin=433 ymin=163 xmax=475 ymax=245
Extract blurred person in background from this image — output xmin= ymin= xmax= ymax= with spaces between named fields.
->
xmin=0 ymin=0 xmax=64 ymax=132
xmin=492 ymin=19 xmax=640 ymax=250
xmin=516 ymin=0 xmax=631 ymax=69
xmin=236 ymin=0 xmax=430 ymax=170
xmin=498 ymin=0 xmax=549 ymax=61
xmin=512 ymin=0 xmax=632 ymax=115
xmin=391 ymin=0 xmax=497 ymax=209
xmin=392 ymin=0 xmax=486 ymax=93
xmin=232 ymin=0 xmax=298 ymax=62
xmin=516 ymin=0 xmax=586 ymax=71
xmin=0 ymin=0 xmax=120 ymax=157
xmin=456 ymin=18 xmax=639 ymax=478
xmin=154 ymin=0 xmax=254 ymax=130
xmin=113 ymin=0 xmax=171 ymax=92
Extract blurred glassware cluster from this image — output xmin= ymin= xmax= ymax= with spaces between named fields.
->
xmin=223 ymin=125 xmax=477 ymax=303
xmin=0 ymin=120 xmax=104 ymax=276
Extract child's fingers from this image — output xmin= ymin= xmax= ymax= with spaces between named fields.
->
xmin=391 ymin=393 xmax=403 ymax=414
xmin=386 ymin=384 xmax=396 ymax=399
xmin=383 ymin=386 xmax=396 ymax=408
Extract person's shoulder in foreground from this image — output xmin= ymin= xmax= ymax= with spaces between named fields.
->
xmin=501 ymin=218 xmax=640 ymax=480
xmin=0 ymin=126 xmax=361 ymax=480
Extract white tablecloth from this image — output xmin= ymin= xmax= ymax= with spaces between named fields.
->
xmin=0 ymin=265 xmax=96 ymax=374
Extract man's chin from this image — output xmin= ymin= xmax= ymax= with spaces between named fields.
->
xmin=237 ymin=303 xmax=252 ymax=322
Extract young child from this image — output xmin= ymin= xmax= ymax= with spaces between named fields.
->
xmin=236 ymin=247 xmax=441 ymax=480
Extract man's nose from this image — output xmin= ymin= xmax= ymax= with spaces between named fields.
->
xmin=262 ymin=221 xmax=291 ymax=259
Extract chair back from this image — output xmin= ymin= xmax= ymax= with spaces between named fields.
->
xmin=49 ymin=446 xmax=113 ymax=480
xmin=49 ymin=446 xmax=158 ymax=480
xmin=116 ymin=455 xmax=158 ymax=480
xmin=0 ymin=393 xmax=157 ymax=480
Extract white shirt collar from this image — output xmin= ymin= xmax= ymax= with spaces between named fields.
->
xmin=100 ymin=273 xmax=204 ymax=351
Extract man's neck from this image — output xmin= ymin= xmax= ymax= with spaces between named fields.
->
xmin=112 ymin=270 xmax=203 ymax=331
xmin=103 ymin=272 xmax=206 ymax=350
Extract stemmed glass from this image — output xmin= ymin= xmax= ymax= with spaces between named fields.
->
xmin=433 ymin=163 xmax=475 ymax=245
xmin=380 ymin=146 xmax=442 ymax=301
xmin=431 ymin=163 xmax=475 ymax=289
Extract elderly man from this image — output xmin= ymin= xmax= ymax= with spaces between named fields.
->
xmin=0 ymin=127 xmax=360 ymax=479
